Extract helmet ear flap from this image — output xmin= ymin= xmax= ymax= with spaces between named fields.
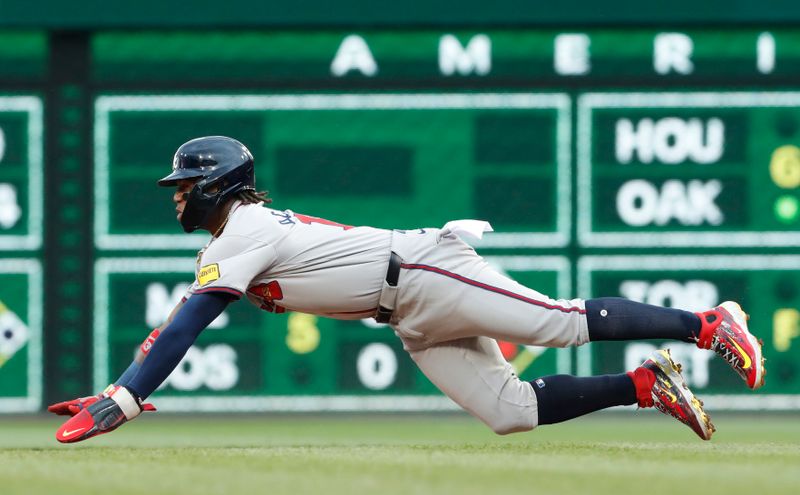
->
xmin=162 ymin=136 xmax=256 ymax=232
xmin=180 ymin=179 xmax=224 ymax=233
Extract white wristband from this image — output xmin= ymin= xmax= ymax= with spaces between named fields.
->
xmin=110 ymin=387 xmax=142 ymax=420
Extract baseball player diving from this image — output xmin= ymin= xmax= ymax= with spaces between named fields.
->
xmin=50 ymin=136 xmax=766 ymax=442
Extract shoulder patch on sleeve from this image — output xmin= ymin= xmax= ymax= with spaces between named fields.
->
xmin=198 ymin=263 xmax=220 ymax=286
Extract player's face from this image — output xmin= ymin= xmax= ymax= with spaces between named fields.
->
xmin=173 ymin=179 xmax=198 ymax=221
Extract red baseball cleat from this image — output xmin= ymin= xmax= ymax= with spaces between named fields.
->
xmin=629 ymin=349 xmax=715 ymax=441
xmin=696 ymin=301 xmax=766 ymax=390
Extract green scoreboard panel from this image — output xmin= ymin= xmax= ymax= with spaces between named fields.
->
xmin=0 ymin=31 xmax=46 ymax=413
xmin=94 ymin=256 xmax=568 ymax=411
xmin=87 ymin=27 xmax=800 ymax=412
xmin=94 ymin=93 xmax=570 ymax=250
xmin=0 ymin=32 xmax=47 ymax=81
xmin=578 ymin=256 xmax=800 ymax=409
xmin=0 ymin=259 xmax=42 ymax=412
xmin=0 ymin=96 xmax=43 ymax=251
xmin=578 ymin=92 xmax=800 ymax=247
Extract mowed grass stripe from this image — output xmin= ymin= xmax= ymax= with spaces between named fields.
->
xmin=1 ymin=414 xmax=798 ymax=495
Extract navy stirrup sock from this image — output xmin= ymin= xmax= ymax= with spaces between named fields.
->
xmin=585 ymin=297 xmax=701 ymax=343
xmin=531 ymin=374 xmax=637 ymax=425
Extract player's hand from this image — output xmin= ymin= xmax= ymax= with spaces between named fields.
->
xmin=55 ymin=385 xmax=155 ymax=443
xmin=47 ymin=394 xmax=103 ymax=416
xmin=48 ymin=388 xmax=156 ymax=417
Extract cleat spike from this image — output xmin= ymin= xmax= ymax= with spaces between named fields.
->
xmin=641 ymin=349 xmax=712 ymax=440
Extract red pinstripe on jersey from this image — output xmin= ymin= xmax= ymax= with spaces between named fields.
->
xmin=194 ymin=286 xmax=243 ymax=299
xmin=399 ymin=263 xmax=586 ymax=314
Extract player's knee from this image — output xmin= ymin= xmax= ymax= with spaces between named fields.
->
xmin=479 ymin=408 xmax=536 ymax=435
xmin=486 ymin=417 xmax=535 ymax=435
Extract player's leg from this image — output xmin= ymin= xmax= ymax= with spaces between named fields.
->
xmin=585 ymin=297 xmax=699 ymax=342
xmin=393 ymin=237 xmax=590 ymax=349
xmin=407 ymin=336 xmax=712 ymax=439
xmin=533 ymin=348 xmax=713 ymax=440
xmin=393 ymin=235 xmax=764 ymax=389
xmin=586 ymin=298 xmax=765 ymax=389
xmin=407 ymin=337 xmax=537 ymax=434
xmin=395 ymin=235 xmax=698 ymax=348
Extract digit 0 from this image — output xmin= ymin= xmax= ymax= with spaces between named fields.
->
xmin=356 ymin=343 xmax=398 ymax=390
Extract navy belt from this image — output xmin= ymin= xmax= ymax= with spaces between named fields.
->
xmin=375 ymin=251 xmax=401 ymax=323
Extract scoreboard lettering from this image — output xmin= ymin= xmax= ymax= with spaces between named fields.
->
xmin=0 ymin=96 xmax=43 ymax=251
xmin=93 ymin=29 xmax=800 ymax=83
xmin=578 ymin=92 xmax=800 ymax=247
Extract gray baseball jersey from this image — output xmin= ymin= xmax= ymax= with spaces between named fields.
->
xmin=188 ymin=201 xmax=391 ymax=319
xmin=187 ymin=201 xmax=588 ymax=434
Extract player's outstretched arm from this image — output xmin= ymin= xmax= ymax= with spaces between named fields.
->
xmin=114 ymin=297 xmax=189 ymax=385
xmin=55 ymin=292 xmax=232 ymax=443
xmin=47 ymin=298 xmax=189 ymax=417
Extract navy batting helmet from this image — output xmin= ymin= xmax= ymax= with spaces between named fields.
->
xmin=158 ymin=136 xmax=255 ymax=233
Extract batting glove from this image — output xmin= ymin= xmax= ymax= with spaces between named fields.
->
xmin=47 ymin=394 xmax=103 ymax=416
xmin=55 ymin=385 xmax=155 ymax=443
xmin=48 ymin=385 xmax=156 ymax=417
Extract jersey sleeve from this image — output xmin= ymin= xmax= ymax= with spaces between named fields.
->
xmin=193 ymin=235 xmax=277 ymax=299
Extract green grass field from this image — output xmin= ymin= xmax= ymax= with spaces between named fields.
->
xmin=1 ymin=412 xmax=798 ymax=495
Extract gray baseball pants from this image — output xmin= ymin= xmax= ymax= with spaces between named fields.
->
xmin=382 ymin=228 xmax=589 ymax=434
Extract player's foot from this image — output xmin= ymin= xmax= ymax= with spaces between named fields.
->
xmin=695 ymin=301 xmax=765 ymax=390
xmin=629 ymin=349 xmax=714 ymax=441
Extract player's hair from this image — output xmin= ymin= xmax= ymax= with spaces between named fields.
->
xmin=237 ymin=189 xmax=272 ymax=205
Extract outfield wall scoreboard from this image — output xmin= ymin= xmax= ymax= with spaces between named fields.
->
xmin=89 ymin=28 xmax=800 ymax=412
xmin=3 ymin=26 xmax=800 ymax=412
